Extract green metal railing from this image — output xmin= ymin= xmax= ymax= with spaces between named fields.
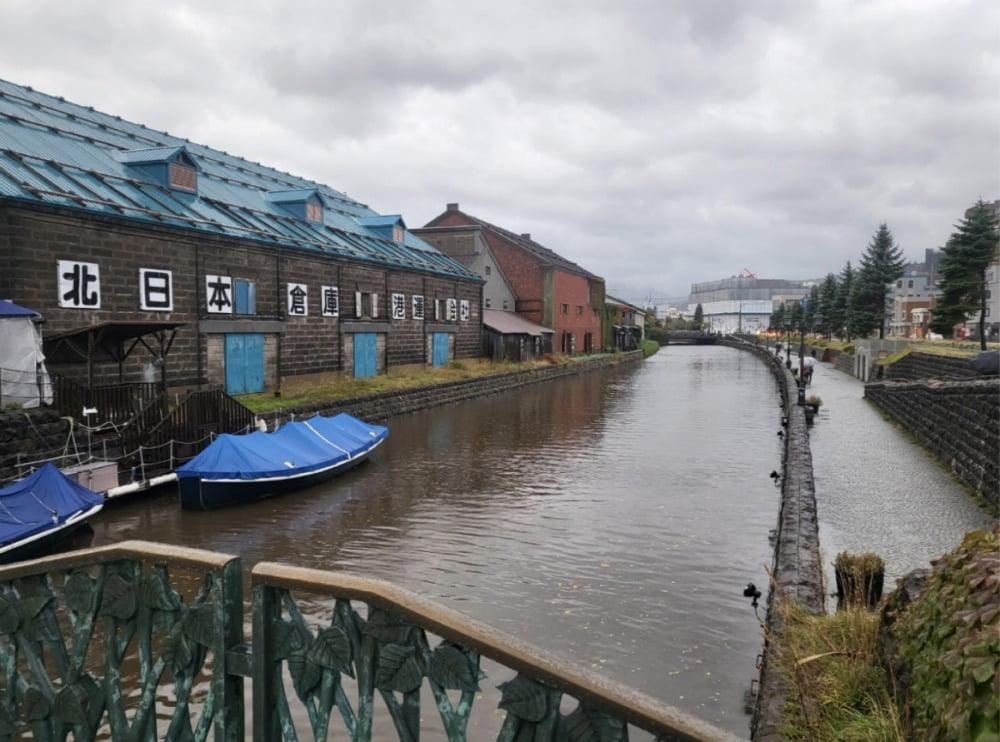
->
xmin=0 ymin=542 xmax=742 ymax=741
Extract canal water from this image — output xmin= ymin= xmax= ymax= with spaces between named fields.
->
xmin=802 ymin=354 xmax=994 ymax=602
xmin=87 ymin=345 xmax=782 ymax=737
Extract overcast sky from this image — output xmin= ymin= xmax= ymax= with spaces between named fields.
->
xmin=2 ymin=0 xmax=998 ymax=304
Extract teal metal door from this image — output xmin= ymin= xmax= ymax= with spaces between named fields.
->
xmin=431 ymin=332 xmax=449 ymax=367
xmin=225 ymin=334 xmax=264 ymax=394
xmin=353 ymin=333 xmax=377 ymax=378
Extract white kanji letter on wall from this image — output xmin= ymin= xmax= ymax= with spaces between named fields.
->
xmin=58 ymin=260 xmax=101 ymax=309
xmin=287 ymin=283 xmax=308 ymax=316
xmin=206 ymin=275 xmax=233 ymax=314
xmin=391 ymin=293 xmax=406 ymax=320
xmin=140 ymin=268 xmax=173 ymax=311
xmin=322 ymin=286 xmax=339 ymax=317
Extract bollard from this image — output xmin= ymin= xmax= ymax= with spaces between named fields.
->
xmin=834 ymin=551 xmax=885 ymax=610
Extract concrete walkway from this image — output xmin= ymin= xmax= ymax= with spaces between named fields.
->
xmin=800 ymin=353 xmax=995 ymax=600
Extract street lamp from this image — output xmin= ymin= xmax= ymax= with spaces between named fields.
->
xmin=784 ymin=321 xmax=792 ymax=369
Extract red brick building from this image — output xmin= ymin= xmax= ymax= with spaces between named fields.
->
xmin=416 ymin=204 xmax=605 ymax=354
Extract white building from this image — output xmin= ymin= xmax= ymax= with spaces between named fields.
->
xmin=688 ymin=276 xmax=813 ymax=334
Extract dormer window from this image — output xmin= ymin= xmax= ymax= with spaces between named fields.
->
xmin=267 ymin=188 xmax=325 ymax=224
xmin=169 ymin=162 xmax=197 ymax=192
xmin=117 ymin=146 xmax=200 ymax=194
xmin=357 ymin=214 xmax=407 ymax=244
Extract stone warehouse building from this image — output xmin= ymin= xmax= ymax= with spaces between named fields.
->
xmin=0 ymin=79 xmax=482 ymax=397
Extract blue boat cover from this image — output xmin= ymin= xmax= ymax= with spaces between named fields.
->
xmin=176 ymin=413 xmax=389 ymax=482
xmin=0 ymin=463 xmax=104 ymax=546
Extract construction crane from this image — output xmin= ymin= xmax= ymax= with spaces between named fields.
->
xmin=742 ymin=268 xmax=757 ymax=279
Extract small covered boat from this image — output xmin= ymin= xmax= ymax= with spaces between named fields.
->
xmin=176 ymin=413 xmax=389 ymax=510
xmin=0 ymin=463 xmax=105 ymax=564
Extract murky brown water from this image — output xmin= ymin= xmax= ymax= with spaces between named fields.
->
xmin=87 ymin=347 xmax=786 ymax=737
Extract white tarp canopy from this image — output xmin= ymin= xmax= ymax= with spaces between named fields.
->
xmin=0 ymin=300 xmax=52 ymax=408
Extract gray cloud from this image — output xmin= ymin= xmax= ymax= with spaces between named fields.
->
xmin=0 ymin=0 xmax=997 ymax=302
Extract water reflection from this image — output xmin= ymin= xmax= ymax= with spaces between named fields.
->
xmin=89 ymin=347 xmax=784 ymax=737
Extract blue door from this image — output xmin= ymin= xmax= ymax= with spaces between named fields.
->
xmin=353 ymin=333 xmax=377 ymax=378
xmin=225 ymin=334 xmax=264 ymax=395
xmin=432 ymin=332 xmax=450 ymax=368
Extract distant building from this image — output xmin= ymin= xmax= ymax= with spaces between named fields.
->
xmin=889 ymin=270 xmax=939 ymax=338
xmin=605 ymin=295 xmax=645 ymax=350
xmin=416 ymin=204 xmax=605 ymax=355
xmin=687 ymin=276 xmax=813 ymax=334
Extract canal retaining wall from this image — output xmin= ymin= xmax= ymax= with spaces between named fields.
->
xmin=864 ymin=378 xmax=999 ymax=511
xmin=264 ymin=351 xmax=645 ymax=427
xmin=722 ymin=337 xmax=825 ymax=741
xmin=0 ymin=407 xmax=71 ymax=482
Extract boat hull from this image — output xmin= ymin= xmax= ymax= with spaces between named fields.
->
xmin=178 ymin=443 xmax=378 ymax=511
xmin=0 ymin=503 xmax=104 ymax=564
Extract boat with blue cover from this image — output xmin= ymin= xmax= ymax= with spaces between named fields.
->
xmin=0 ymin=463 xmax=105 ymax=564
xmin=176 ymin=413 xmax=389 ymax=510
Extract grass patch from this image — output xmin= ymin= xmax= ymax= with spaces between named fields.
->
xmin=237 ymin=357 xmax=568 ymax=413
xmin=775 ymin=596 xmax=905 ymax=741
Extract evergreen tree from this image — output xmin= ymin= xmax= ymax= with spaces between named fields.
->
xmin=804 ymin=285 xmax=820 ymax=329
xmin=693 ymin=303 xmax=704 ymax=329
xmin=851 ymin=223 xmax=905 ymax=339
xmin=770 ymin=302 xmax=786 ymax=331
xmin=833 ymin=262 xmax=855 ymax=340
xmin=817 ymin=273 xmax=839 ymax=338
xmin=931 ymin=200 xmax=1000 ymax=349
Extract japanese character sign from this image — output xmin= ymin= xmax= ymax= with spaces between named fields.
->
xmin=58 ymin=260 xmax=101 ymax=309
xmin=206 ymin=275 xmax=233 ymax=314
xmin=140 ymin=268 xmax=173 ymax=311
xmin=391 ymin=293 xmax=406 ymax=320
xmin=447 ymin=298 xmax=458 ymax=321
xmin=322 ymin=286 xmax=339 ymax=317
xmin=287 ymin=283 xmax=308 ymax=316
xmin=412 ymin=294 xmax=425 ymax=320
xmin=460 ymin=299 xmax=470 ymax=321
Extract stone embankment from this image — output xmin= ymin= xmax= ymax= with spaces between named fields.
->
xmin=2 ymin=353 xmax=646 ymax=483
xmin=864 ymin=378 xmax=999 ymax=511
xmin=265 ymin=352 xmax=643 ymax=427
xmin=814 ymin=346 xmax=998 ymax=511
xmin=0 ymin=407 xmax=71 ymax=482
xmin=720 ymin=337 xmax=824 ymax=741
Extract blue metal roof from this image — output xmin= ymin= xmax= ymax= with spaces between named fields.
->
xmin=0 ymin=79 xmax=479 ymax=281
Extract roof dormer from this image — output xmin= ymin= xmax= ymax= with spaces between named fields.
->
xmin=116 ymin=146 xmax=200 ymax=194
xmin=266 ymin=188 xmax=325 ymax=223
xmin=356 ymin=214 xmax=406 ymax=244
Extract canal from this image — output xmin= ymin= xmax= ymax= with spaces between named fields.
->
xmin=87 ymin=346 xmax=782 ymax=737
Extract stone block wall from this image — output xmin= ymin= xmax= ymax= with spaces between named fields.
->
xmin=262 ymin=352 xmax=644 ymax=428
xmin=0 ymin=407 xmax=71 ymax=482
xmin=864 ymin=378 xmax=999 ymax=510
xmin=884 ymin=351 xmax=979 ymax=381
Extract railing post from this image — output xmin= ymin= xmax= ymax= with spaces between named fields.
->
xmin=217 ymin=556 xmax=246 ymax=741
xmin=252 ymin=583 xmax=283 ymax=741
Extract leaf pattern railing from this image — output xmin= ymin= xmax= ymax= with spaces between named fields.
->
xmin=251 ymin=564 xmax=741 ymax=742
xmin=0 ymin=542 xmax=742 ymax=741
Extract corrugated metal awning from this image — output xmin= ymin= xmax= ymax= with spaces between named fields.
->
xmin=483 ymin=309 xmax=552 ymax=337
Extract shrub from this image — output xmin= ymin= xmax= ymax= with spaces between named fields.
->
xmin=887 ymin=527 xmax=1000 ymax=741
